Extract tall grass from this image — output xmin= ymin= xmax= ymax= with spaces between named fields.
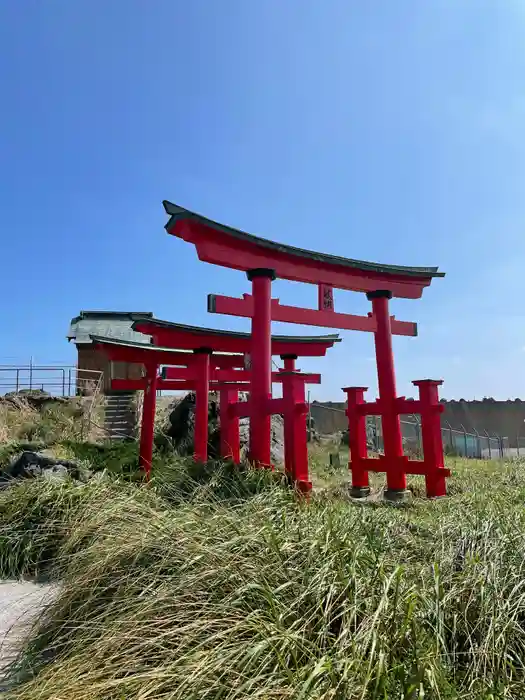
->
xmin=3 ymin=458 xmax=525 ymax=698
xmin=0 ymin=396 xmax=98 ymax=445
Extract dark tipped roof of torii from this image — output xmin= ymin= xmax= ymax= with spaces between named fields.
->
xmin=131 ymin=316 xmax=340 ymax=345
xmin=163 ymin=201 xmax=445 ymax=280
xmin=131 ymin=317 xmax=340 ymax=356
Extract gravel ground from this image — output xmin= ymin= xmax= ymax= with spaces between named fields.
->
xmin=0 ymin=581 xmax=58 ymax=687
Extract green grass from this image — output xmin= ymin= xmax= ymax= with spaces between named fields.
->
xmin=3 ymin=455 xmax=525 ymax=698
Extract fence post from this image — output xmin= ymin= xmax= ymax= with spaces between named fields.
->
xmin=485 ymin=430 xmax=491 ymax=459
xmin=460 ymin=424 xmax=468 ymax=457
xmin=413 ymin=414 xmax=422 ymax=456
xmin=447 ymin=421 xmax=453 ymax=453
xmin=474 ymin=429 xmax=481 ymax=459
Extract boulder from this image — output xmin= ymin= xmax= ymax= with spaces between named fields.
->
xmin=163 ymin=392 xmax=285 ymax=464
xmin=238 ymin=414 xmax=285 ymax=465
xmin=0 ymin=451 xmax=90 ymax=487
xmin=1 ymin=390 xmax=68 ymax=410
xmin=164 ymin=393 xmax=220 ymax=456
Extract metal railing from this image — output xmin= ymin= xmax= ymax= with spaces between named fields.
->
xmin=81 ymin=370 xmax=106 ymax=440
xmin=0 ymin=364 xmax=103 ymax=397
xmin=310 ymin=403 xmax=514 ymax=461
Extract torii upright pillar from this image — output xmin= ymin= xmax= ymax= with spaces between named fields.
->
xmin=193 ymin=348 xmax=212 ymax=463
xmin=280 ymin=354 xmax=297 ymax=482
xmin=367 ymin=290 xmax=406 ymax=496
xmin=219 ymin=385 xmax=240 ymax=463
xmin=247 ymin=268 xmax=275 ymax=467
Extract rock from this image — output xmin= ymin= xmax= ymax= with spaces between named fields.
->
xmin=165 ymin=393 xmax=220 ymax=457
xmin=163 ymin=392 xmax=285 ymax=464
xmin=1 ymin=390 xmax=68 ymax=410
xmin=238 ymin=414 xmax=285 ymax=465
xmin=0 ymin=451 xmax=91 ymax=487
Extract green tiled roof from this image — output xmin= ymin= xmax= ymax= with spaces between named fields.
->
xmin=68 ymin=311 xmax=154 ymax=345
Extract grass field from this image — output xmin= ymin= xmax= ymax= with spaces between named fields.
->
xmin=2 ymin=446 xmax=525 ymax=699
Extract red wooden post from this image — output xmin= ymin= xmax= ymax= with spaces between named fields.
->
xmin=194 ymin=348 xmax=212 ymax=463
xmin=247 ymin=268 xmax=275 ymax=467
xmin=367 ymin=290 xmax=407 ymax=496
xmin=139 ymin=362 xmax=158 ymax=480
xmin=280 ymin=354 xmax=297 ymax=482
xmin=220 ymin=386 xmax=240 ymax=462
xmin=343 ymin=387 xmax=370 ymax=497
xmin=413 ymin=379 xmax=447 ymax=497
xmin=289 ymin=372 xmax=311 ymax=493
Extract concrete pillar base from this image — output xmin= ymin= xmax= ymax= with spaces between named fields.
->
xmin=350 ymin=486 xmax=371 ymax=499
xmin=384 ymin=488 xmax=411 ymax=503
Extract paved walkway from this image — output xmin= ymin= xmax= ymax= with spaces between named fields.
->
xmin=0 ymin=581 xmax=57 ymax=685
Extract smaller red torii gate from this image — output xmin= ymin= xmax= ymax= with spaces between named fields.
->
xmin=91 ymin=326 xmax=337 ymax=489
xmin=132 ymin=318 xmax=338 ymax=477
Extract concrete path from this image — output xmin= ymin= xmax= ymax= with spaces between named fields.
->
xmin=0 ymin=581 xmax=57 ymax=685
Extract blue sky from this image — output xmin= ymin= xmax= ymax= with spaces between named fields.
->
xmin=1 ymin=0 xmax=524 ymax=400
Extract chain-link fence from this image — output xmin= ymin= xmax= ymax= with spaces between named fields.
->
xmin=311 ymin=403 xmax=515 ymax=460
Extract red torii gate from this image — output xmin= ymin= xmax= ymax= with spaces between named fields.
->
xmin=162 ymin=200 xmax=448 ymax=500
xmin=130 ymin=318 xmax=338 ymax=491
xmin=92 ymin=326 xmax=337 ymax=487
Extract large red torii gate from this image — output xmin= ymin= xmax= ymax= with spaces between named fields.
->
xmin=92 ymin=325 xmax=338 ymax=487
xmin=162 ymin=200 xmax=449 ymax=500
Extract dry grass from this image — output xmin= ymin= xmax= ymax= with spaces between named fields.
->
xmin=0 ymin=394 xmax=107 ymax=447
xmin=1 ymin=456 xmax=525 ymax=698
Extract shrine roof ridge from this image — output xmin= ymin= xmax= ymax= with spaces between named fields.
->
xmin=70 ymin=310 xmax=153 ymax=324
xmin=130 ymin=316 xmax=341 ymax=344
xmin=163 ymin=200 xmax=445 ymax=279
xmin=89 ymin=335 xmax=241 ymax=356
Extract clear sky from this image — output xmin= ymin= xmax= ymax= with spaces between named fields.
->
xmin=0 ymin=0 xmax=524 ymax=401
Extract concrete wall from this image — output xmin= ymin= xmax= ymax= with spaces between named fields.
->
xmin=311 ymin=399 xmax=525 ymax=446
xmin=310 ymin=401 xmax=347 ymax=435
xmin=439 ymin=400 xmax=525 ymax=444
